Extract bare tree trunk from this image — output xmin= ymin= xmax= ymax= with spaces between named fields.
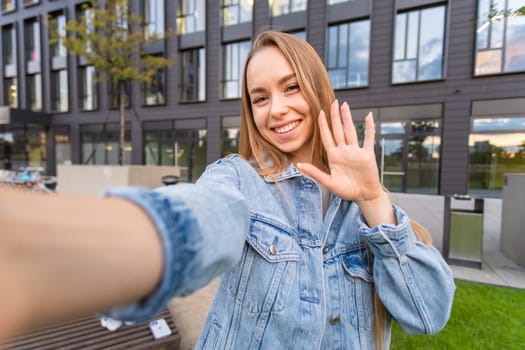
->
xmin=119 ymin=81 xmax=126 ymax=165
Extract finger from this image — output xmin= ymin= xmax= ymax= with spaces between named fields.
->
xmin=340 ymin=102 xmax=358 ymax=146
xmin=363 ymin=112 xmax=376 ymax=151
xmin=318 ymin=110 xmax=335 ymax=150
xmin=330 ymin=100 xmax=346 ymax=146
xmin=297 ymin=163 xmax=332 ymax=188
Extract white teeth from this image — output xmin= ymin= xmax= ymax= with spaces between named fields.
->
xmin=274 ymin=121 xmax=299 ymax=134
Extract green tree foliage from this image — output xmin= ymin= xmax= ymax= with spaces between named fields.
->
xmin=49 ymin=0 xmax=174 ymax=164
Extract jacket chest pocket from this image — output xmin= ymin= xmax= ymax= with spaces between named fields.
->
xmin=228 ymin=217 xmax=300 ymax=315
xmin=341 ymin=249 xmax=375 ymax=330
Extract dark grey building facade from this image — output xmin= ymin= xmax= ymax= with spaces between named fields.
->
xmin=1 ymin=0 xmax=524 ymax=196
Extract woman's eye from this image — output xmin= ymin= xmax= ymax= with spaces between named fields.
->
xmin=252 ymin=96 xmax=267 ymax=104
xmin=286 ymin=84 xmax=300 ymax=92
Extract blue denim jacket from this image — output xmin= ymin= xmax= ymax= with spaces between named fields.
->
xmin=104 ymin=155 xmax=455 ymax=349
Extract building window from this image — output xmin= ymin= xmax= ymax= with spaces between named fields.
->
xmin=475 ymin=0 xmax=525 ymax=75
xmin=50 ymin=70 xmax=69 ymax=113
xmin=27 ymin=74 xmax=42 ymax=111
xmin=327 ymin=20 xmax=370 ymax=89
xmin=177 ymin=0 xmax=206 ymax=34
xmin=328 ymin=0 xmax=350 ymax=4
xmin=222 ymin=41 xmax=250 ymax=99
xmin=144 ymin=0 xmax=165 ymax=40
xmin=380 ymin=120 xmax=441 ymax=194
xmin=222 ymin=116 xmax=240 ymax=156
xmin=181 ymin=48 xmax=205 ymax=102
xmin=469 ymin=116 xmax=525 ymax=197
xmin=1 ymin=0 xmax=16 ymax=13
xmin=53 ymin=126 xmax=72 ymax=166
xmin=222 ymin=0 xmax=252 ymax=26
xmin=144 ymin=66 xmax=166 ymax=105
xmin=78 ymin=65 xmax=97 ymax=111
xmin=81 ymin=123 xmax=131 ymax=165
xmin=392 ymin=5 xmax=446 ymax=84
xmin=23 ymin=0 xmax=40 ymax=7
xmin=2 ymin=24 xmax=17 ymax=66
xmin=78 ymin=3 xmax=94 ymax=54
xmin=2 ymin=24 xmax=17 ymax=108
xmin=4 ymin=77 xmax=18 ymax=108
xmin=49 ymin=11 xmax=67 ymax=58
xmin=271 ymin=0 xmax=307 ymax=16
xmin=144 ymin=119 xmax=207 ymax=183
xmin=25 ymin=17 xmax=41 ymax=65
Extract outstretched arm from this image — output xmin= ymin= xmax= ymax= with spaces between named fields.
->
xmin=0 ymin=188 xmax=163 ymax=339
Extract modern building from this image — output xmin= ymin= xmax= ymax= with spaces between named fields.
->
xmin=0 ymin=0 xmax=524 ymax=195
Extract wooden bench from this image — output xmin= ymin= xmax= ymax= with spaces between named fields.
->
xmin=0 ymin=309 xmax=180 ymax=350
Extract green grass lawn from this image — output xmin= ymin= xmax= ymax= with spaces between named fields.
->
xmin=391 ymin=280 xmax=525 ymax=349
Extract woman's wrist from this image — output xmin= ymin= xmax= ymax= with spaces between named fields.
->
xmin=356 ymin=191 xmax=396 ymax=227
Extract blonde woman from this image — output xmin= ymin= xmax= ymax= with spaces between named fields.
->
xmin=0 ymin=31 xmax=454 ymax=349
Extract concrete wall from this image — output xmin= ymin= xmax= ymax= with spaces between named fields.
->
xmin=57 ymin=165 xmax=181 ymax=196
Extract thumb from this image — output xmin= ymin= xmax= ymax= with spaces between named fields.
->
xmin=297 ymin=163 xmax=331 ymax=187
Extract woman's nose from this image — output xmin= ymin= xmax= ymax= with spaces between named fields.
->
xmin=270 ymin=94 xmax=288 ymax=117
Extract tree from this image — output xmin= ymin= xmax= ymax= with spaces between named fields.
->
xmin=49 ymin=0 xmax=174 ymax=165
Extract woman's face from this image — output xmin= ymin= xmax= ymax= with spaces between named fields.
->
xmin=246 ymin=46 xmax=315 ymax=164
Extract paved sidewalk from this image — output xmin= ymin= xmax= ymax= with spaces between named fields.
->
xmin=392 ymin=194 xmax=525 ymax=290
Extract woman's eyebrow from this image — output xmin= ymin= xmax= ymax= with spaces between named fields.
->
xmin=249 ymin=73 xmax=297 ymax=95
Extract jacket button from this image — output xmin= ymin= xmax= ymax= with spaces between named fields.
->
xmin=330 ymin=314 xmax=341 ymax=326
xmin=269 ymin=244 xmax=278 ymax=255
xmin=322 ymin=246 xmax=329 ymax=254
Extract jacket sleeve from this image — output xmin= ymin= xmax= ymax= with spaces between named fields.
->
xmin=102 ymin=158 xmax=250 ymax=322
xmin=358 ymin=205 xmax=456 ymax=335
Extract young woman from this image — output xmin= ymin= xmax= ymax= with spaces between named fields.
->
xmin=0 ymin=31 xmax=455 ymax=349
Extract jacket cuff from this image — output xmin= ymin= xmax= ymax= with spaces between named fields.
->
xmin=100 ymin=186 xmax=196 ymax=322
xmin=357 ymin=205 xmax=416 ymax=257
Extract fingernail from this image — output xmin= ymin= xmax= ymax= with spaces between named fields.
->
xmin=296 ymin=163 xmax=303 ymax=169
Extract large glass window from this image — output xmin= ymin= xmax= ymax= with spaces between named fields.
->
xmin=380 ymin=120 xmax=441 ymax=194
xmin=50 ymin=70 xmax=69 ymax=113
xmin=1 ymin=125 xmax=46 ymax=170
xmin=3 ymin=77 xmax=18 ymax=108
xmin=144 ymin=120 xmax=207 ymax=182
xmin=222 ymin=41 xmax=250 ymax=99
xmin=81 ymin=123 xmax=131 ymax=165
xmin=53 ymin=126 xmax=72 ymax=166
xmin=78 ymin=65 xmax=97 ymax=111
xmin=475 ymin=0 xmax=525 ymax=75
xmin=181 ymin=48 xmax=206 ymax=102
xmin=469 ymin=116 xmax=525 ymax=197
xmin=392 ymin=5 xmax=446 ymax=83
xmin=27 ymin=74 xmax=42 ymax=111
xmin=177 ymin=0 xmax=206 ymax=34
xmin=2 ymin=24 xmax=17 ymax=66
xmin=1 ymin=0 xmax=16 ymax=12
xmin=49 ymin=11 xmax=67 ymax=58
xmin=144 ymin=65 xmax=166 ymax=105
xmin=25 ymin=17 xmax=41 ymax=65
xmin=222 ymin=0 xmax=252 ymax=26
xmin=327 ymin=20 xmax=370 ymax=89
xmin=144 ymin=0 xmax=165 ymax=40
xmin=271 ymin=0 xmax=307 ymax=16
xmin=222 ymin=116 xmax=240 ymax=156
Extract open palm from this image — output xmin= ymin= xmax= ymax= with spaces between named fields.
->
xmin=299 ymin=100 xmax=383 ymax=204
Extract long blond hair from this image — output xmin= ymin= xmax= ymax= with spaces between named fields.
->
xmin=238 ymin=30 xmax=432 ymax=350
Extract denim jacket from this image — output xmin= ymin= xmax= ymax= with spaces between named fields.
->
xmin=104 ymin=155 xmax=455 ymax=350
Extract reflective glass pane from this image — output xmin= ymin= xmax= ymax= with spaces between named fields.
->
xmin=348 ymin=20 xmax=370 ymax=87
xmin=222 ymin=127 xmax=240 ymax=156
xmin=406 ymin=12 xmax=419 ymax=59
xmin=327 ymin=25 xmax=338 ymax=68
xmin=418 ymin=6 xmax=445 ymax=80
xmin=338 ymin=24 xmax=348 ymax=68
xmin=505 ymin=1 xmax=525 ymax=72
xmin=392 ymin=60 xmax=416 ymax=83
xmin=382 ymin=139 xmax=404 ymax=192
xmin=381 ymin=122 xmax=405 ymax=134
xmin=394 ymin=13 xmax=406 ymax=60
xmin=407 ymin=135 xmax=440 ymax=194
xmin=472 ymin=117 xmax=525 ymax=132
xmin=475 ymin=49 xmax=502 ymax=74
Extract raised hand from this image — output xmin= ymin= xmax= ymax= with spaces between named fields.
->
xmin=298 ymin=100 xmax=395 ymax=226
